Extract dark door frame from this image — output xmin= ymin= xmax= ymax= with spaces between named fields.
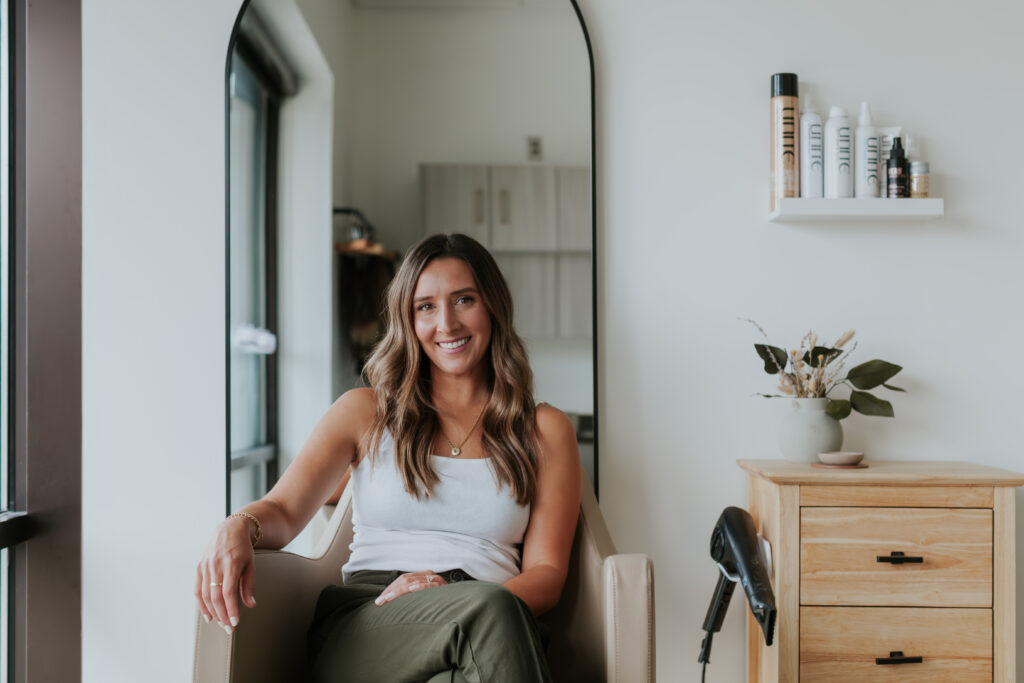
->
xmin=4 ymin=0 xmax=82 ymax=680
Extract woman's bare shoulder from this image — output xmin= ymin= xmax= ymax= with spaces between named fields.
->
xmin=535 ymin=403 xmax=577 ymax=448
xmin=338 ymin=386 xmax=376 ymax=408
xmin=327 ymin=387 xmax=378 ymax=438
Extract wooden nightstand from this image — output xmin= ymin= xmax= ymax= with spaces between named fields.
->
xmin=738 ymin=460 xmax=1024 ymax=682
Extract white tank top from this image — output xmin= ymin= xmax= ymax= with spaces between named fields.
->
xmin=341 ymin=429 xmax=531 ymax=585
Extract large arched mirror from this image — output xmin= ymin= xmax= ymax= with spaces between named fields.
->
xmin=225 ymin=0 xmax=596 ymax=526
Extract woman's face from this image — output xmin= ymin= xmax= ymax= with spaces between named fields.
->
xmin=412 ymin=257 xmax=492 ymax=379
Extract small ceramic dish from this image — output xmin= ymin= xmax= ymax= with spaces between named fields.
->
xmin=818 ymin=451 xmax=865 ymax=466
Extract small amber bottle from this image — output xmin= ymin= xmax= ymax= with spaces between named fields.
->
xmin=910 ymin=161 xmax=930 ymax=198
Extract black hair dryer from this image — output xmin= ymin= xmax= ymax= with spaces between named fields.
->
xmin=698 ymin=507 xmax=776 ymax=666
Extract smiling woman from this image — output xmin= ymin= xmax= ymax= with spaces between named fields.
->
xmin=198 ymin=232 xmax=583 ymax=681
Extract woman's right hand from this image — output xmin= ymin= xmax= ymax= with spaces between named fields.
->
xmin=192 ymin=388 xmax=373 ymax=632
xmin=195 ymin=517 xmax=257 ymax=633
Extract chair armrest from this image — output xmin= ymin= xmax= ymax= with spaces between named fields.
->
xmin=604 ymin=553 xmax=656 ymax=683
xmin=193 ymin=549 xmax=330 ymax=682
xmin=194 ymin=489 xmax=355 ymax=682
xmin=544 ymin=475 xmax=657 ymax=682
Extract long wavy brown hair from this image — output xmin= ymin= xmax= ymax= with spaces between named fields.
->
xmin=360 ymin=233 xmax=540 ymax=505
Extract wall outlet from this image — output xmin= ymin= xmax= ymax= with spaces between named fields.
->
xmin=527 ymin=136 xmax=543 ymax=162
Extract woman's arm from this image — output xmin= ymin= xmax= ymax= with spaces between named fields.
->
xmin=246 ymin=387 xmax=375 ymax=545
xmin=196 ymin=387 xmax=376 ymax=632
xmin=503 ymin=405 xmax=582 ymax=615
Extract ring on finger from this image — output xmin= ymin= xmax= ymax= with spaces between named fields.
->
xmin=210 ymin=581 xmax=223 ymax=588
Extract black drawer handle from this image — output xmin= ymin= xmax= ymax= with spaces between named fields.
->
xmin=876 ymin=650 xmax=923 ymax=665
xmin=877 ymin=551 xmax=923 ymax=564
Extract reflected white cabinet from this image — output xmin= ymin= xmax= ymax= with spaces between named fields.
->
xmin=493 ymin=254 xmax=558 ymax=338
xmin=557 ymin=254 xmax=592 ymax=339
xmin=489 ymin=166 xmax=558 ymax=251
xmin=556 ymin=167 xmax=591 ymax=251
xmin=419 ymin=163 xmax=591 ymax=340
xmin=420 ymin=164 xmax=490 ymax=246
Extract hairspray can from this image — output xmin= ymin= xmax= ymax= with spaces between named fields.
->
xmin=770 ymin=73 xmax=799 ymax=210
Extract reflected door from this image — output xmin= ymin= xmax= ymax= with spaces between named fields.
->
xmin=228 ymin=53 xmax=279 ymax=511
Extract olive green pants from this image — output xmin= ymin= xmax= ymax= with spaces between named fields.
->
xmin=308 ymin=570 xmax=551 ymax=683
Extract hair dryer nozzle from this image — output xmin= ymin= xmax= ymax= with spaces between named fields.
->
xmin=752 ymin=604 xmax=776 ymax=647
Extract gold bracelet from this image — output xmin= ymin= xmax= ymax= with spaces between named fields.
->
xmin=228 ymin=511 xmax=263 ymax=547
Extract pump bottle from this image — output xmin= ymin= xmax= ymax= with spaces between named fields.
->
xmin=886 ymin=137 xmax=910 ymax=198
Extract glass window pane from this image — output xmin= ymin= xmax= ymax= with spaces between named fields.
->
xmin=228 ymin=52 xmax=278 ymax=510
xmin=230 ymin=464 xmax=267 ymax=513
xmin=229 ymin=57 xmax=269 ymax=455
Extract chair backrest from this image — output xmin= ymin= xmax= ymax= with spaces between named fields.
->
xmin=541 ymin=478 xmax=617 ymax=681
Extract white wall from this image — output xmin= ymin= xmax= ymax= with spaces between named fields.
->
xmin=578 ymin=0 xmax=1024 ymax=679
xmin=288 ymin=0 xmax=360 ymax=400
xmin=82 ymin=1 xmax=241 ymax=681
xmin=294 ymin=0 xmax=354 ymax=207
xmin=81 ymin=0 xmax=1024 ymax=680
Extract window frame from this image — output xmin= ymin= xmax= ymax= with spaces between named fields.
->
xmin=1 ymin=0 xmax=82 ymax=681
xmin=226 ymin=36 xmax=284 ymax=513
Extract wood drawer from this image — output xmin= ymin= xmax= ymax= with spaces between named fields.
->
xmin=800 ymin=606 xmax=992 ymax=681
xmin=801 ymin=507 xmax=992 ymax=606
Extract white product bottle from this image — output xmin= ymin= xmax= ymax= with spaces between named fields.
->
xmin=800 ymin=98 xmax=823 ymax=198
xmin=854 ymin=101 xmax=880 ymax=197
xmin=824 ymin=106 xmax=853 ymax=198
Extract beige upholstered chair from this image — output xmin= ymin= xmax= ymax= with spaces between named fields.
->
xmin=193 ymin=477 xmax=655 ymax=682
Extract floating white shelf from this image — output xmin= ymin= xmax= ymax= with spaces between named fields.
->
xmin=768 ymin=197 xmax=944 ymax=222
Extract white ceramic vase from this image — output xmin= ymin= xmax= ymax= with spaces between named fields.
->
xmin=778 ymin=398 xmax=843 ymax=462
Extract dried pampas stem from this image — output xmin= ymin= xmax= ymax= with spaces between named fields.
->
xmin=834 ymin=330 xmax=855 ymax=349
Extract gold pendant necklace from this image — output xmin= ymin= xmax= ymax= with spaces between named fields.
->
xmin=441 ymin=403 xmax=487 ymax=457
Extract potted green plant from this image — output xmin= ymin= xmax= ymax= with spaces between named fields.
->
xmin=747 ymin=321 xmax=904 ymax=462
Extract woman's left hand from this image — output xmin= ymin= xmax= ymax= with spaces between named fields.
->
xmin=374 ymin=570 xmax=447 ymax=606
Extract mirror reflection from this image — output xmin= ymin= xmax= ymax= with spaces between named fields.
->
xmin=227 ymin=0 xmax=594 ymax=522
